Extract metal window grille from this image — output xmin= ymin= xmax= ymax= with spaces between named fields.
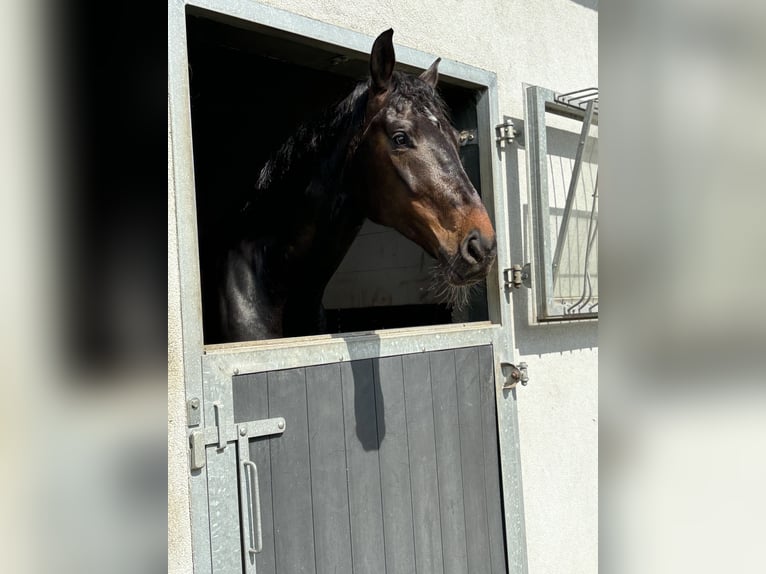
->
xmin=524 ymin=85 xmax=599 ymax=321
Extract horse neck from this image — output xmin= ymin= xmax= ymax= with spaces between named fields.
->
xmin=245 ymin=87 xmax=370 ymax=298
xmin=242 ymin=155 xmax=363 ymax=304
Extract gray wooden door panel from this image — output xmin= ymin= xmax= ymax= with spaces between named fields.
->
xmin=375 ymin=356 xmax=417 ymax=574
xmin=268 ymin=369 xmax=317 ymax=574
xmin=429 ymin=350 xmax=469 ymax=574
xmin=306 ymin=363 xmax=354 ymax=574
xmin=232 ymin=346 xmax=505 ymax=574
xmin=402 ymin=353 xmax=445 ymax=574
xmin=479 ymin=346 xmax=508 ymax=574
xmin=455 ymin=348 xmax=493 ymax=574
xmin=340 ymin=360 xmax=387 ymax=574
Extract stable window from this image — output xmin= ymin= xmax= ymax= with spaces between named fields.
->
xmin=524 ymin=85 xmax=599 ymax=321
xmin=186 ymin=13 xmax=494 ymax=344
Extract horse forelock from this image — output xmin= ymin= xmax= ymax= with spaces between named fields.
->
xmin=388 ymin=72 xmax=450 ymax=123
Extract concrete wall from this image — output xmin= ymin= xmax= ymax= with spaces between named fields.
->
xmin=169 ymin=98 xmax=194 ymax=574
xmin=169 ymin=2 xmax=598 ymax=572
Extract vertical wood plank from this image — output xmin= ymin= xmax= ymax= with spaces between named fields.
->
xmin=455 ymin=348 xmax=492 ymax=574
xmin=305 ymin=363 xmax=354 ymax=574
xmin=375 ymin=356 xmax=417 ymax=574
xmin=402 ymin=353 xmax=444 ymax=574
xmin=341 ymin=359 xmax=386 ymax=574
xmin=268 ymin=368 xmax=317 ymax=574
xmin=232 ymin=373 xmax=276 ymax=574
xmin=478 ymin=346 xmax=508 ymax=574
xmin=429 ymin=350 xmax=469 ymax=574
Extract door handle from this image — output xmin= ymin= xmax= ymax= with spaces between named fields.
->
xmin=239 ymin=459 xmax=263 ymax=556
xmin=236 ymin=419 xmax=284 ymax=570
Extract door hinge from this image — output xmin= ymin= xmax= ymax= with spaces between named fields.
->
xmin=458 ymin=129 xmax=477 ymax=147
xmin=188 ymin=401 xmax=286 ymax=470
xmin=495 ymin=119 xmax=520 ymax=146
xmin=504 ymin=263 xmax=531 ymax=290
xmin=500 ymin=362 xmax=529 ymax=390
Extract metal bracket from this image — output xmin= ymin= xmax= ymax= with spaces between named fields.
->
xmin=504 ymin=263 xmax=531 ymax=290
xmin=495 ymin=119 xmax=519 ymax=145
xmin=187 ymin=397 xmax=201 ymax=427
xmin=189 ymin=402 xmax=286 ymax=470
xmin=458 ymin=129 xmax=477 ymax=147
xmin=500 ymin=362 xmax=529 ymax=390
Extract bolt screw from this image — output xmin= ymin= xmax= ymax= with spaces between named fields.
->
xmin=277 ymin=420 xmax=285 ymax=430
xmin=239 ymin=426 xmax=247 ymax=436
xmin=190 ymin=399 xmax=199 ymax=409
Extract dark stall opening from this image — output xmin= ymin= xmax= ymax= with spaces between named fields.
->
xmin=186 ymin=12 xmax=489 ymax=344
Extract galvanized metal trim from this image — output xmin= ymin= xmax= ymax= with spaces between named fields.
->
xmin=524 ymin=85 xmax=555 ymax=320
xmin=186 ymin=0 xmax=496 ymax=89
xmin=205 ymin=445 xmax=241 ymax=574
xmin=168 ymin=1 xmax=211 ymax=572
xmin=202 ymin=351 xmax=242 ymax=572
xmin=475 ymin=82 xmax=528 ymax=574
xmin=169 ymin=1 xmax=205 ymax=411
xmin=478 ymin=78 xmax=513 ymax=353
xmin=494 ymin=364 xmax=529 ymax=574
xmin=203 ymin=324 xmax=504 ymax=377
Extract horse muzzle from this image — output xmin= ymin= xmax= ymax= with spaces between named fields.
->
xmin=445 ymin=228 xmax=497 ymax=285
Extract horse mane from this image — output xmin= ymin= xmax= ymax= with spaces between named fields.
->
xmin=254 ymin=71 xmax=450 ymax=200
xmin=254 ymin=82 xmax=368 ymax=194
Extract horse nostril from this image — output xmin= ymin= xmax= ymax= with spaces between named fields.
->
xmin=461 ymin=230 xmax=485 ymax=265
xmin=467 ymin=238 xmax=483 ymax=262
xmin=460 ymin=230 xmax=497 ymax=268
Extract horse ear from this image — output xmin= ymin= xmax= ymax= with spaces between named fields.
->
xmin=419 ymin=58 xmax=441 ymax=88
xmin=370 ymin=29 xmax=395 ymax=94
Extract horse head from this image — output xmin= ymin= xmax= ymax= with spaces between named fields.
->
xmin=351 ymin=29 xmax=497 ymax=306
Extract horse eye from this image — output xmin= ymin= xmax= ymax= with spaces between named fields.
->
xmin=391 ymin=132 xmax=408 ymax=147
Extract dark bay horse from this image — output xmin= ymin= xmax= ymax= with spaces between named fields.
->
xmin=208 ymin=29 xmax=496 ymax=342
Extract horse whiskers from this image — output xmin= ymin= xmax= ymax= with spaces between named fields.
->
xmin=426 ymin=255 xmax=479 ymax=311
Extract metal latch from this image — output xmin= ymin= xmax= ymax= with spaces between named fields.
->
xmin=501 ymin=362 xmax=529 ymax=390
xmin=188 ymin=401 xmax=286 ymax=470
xmin=504 ymin=264 xmax=531 ymax=290
xmin=187 ymin=398 xmax=201 ymax=427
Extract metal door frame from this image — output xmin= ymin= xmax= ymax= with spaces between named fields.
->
xmin=169 ymin=1 xmax=527 ymax=572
